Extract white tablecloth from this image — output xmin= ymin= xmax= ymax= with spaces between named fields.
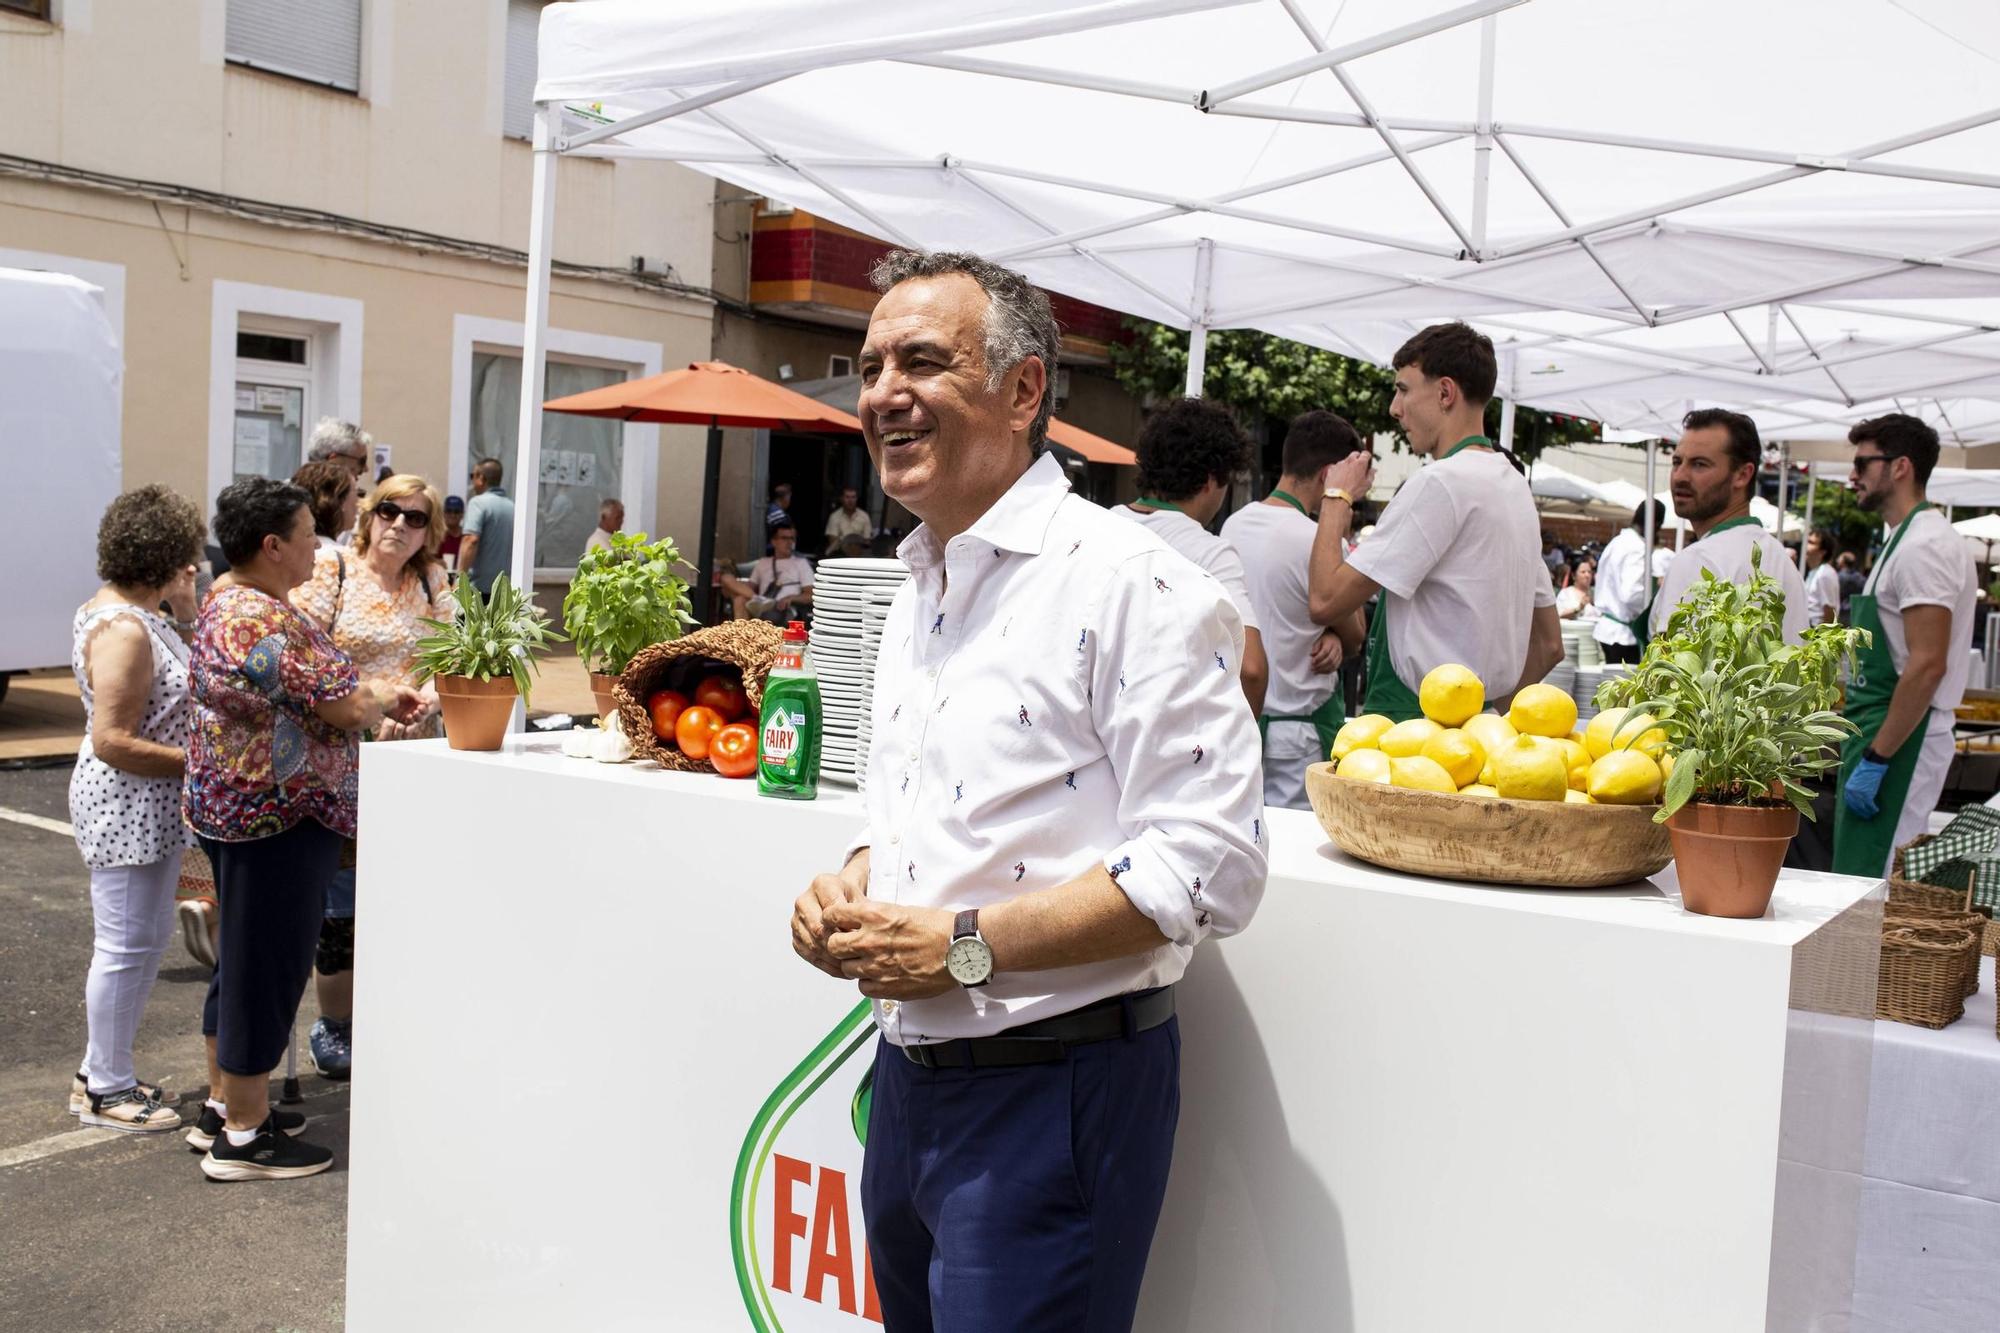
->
xmin=1854 ymin=955 xmax=2000 ymax=1331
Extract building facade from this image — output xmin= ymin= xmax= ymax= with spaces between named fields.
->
xmin=0 ymin=0 xmax=717 ymax=578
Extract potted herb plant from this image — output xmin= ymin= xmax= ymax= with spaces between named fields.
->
xmin=562 ymin=531 xmax=698 ymax=719
xmin=414 ymin=573 xmax=563 ymax=751
xmin=1596 ymin=548 xmax=1868 ymax=917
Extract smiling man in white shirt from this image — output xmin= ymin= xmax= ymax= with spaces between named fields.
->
xmin=791 ymin=250 xmax=1266 ymax=1332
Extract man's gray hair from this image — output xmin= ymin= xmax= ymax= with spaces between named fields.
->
xmin=307 ymin=417 xmax=371 ymax=461
xmin=869 ymin=250 xmax=1060 ymax=455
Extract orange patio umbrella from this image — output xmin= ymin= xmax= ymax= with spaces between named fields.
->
xmin=1046 ymin=418 xmax=1136 ymax=467
xmin=544 ymin=361 xmax=861 ymax=619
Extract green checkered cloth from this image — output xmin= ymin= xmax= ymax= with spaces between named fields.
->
xmin=1900 ymin=805 xmax=2000 ymax=913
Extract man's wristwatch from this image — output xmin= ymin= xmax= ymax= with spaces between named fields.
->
xmin=1863 ymin=746 xmax=1891 ymax=766
xmin=1324 ymin=488 xmax=1356 ymax=507
xmin=945 ymin=909 xmax=994 ymax=988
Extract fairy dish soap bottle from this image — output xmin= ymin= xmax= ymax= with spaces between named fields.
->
xmin=757 ymin=621 xmax=822 ymax=800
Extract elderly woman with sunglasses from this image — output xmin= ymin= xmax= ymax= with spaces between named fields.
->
xmin=289 ymin=473 xmax=453 ymax=1079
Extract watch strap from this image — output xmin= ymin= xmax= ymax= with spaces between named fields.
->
xmin=1863 ymin=746 xmax=1891 ymax=766
xmin=1325 ymin=488 xmax=1354 ymax=507
xmin=954 ymin=908 xmax=980 ymax=941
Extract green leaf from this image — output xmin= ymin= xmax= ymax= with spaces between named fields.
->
xmin=1657 ymin=746 xmax=1702 ymax=820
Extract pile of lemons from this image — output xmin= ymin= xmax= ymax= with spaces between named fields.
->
xmin=1329 ymin=663 xmax=1671 ymax=805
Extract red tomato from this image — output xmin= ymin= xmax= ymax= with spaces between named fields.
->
xmin=710 ymin=722 xmax=758 ymax=779
xmin=674 ymin=705 xmax=725 ymax=760
xmin=646 ymin=690 xmax=690 ymax=742
xmin=694 ymin=674 xmax=750 ymax=722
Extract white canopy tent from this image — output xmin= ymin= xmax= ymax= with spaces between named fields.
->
xmin=506 ymin=0 xmax=2000 ymax=593
xmin=1954 ymin=510 xmax=2000 ymax=564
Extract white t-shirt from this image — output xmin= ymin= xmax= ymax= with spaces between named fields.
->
xmin=1593 ymin=526 xmax=1649 ymax=647
xmin=1220 ymin=501 xmax=1329 ymax=716
xmin=1345 ymin=447 xmax=1556 ymax=700
xmin=1650 ymin=519 xmax=1809 ymax=644
xmin=1805 ymin=561 xmax=1841 ymax=625
xmin=1866 ymin=506 xmax=1977 ymax=714
xmin=1119 ymin=506 xmax=1260 ymax=633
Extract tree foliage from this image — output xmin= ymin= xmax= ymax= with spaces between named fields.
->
xmin=1107 ymin=317 xmax=1601 ymax=463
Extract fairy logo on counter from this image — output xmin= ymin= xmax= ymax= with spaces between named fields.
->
xmin=730 ymin=1001 xmax=883 ymax=1329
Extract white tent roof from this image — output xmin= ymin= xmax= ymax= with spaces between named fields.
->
xmin=1810 ymin=460 xmax=2000 ymax=507
xmin=535 ymin=0 xmax=2000 ymax=437
xmin=1523 ymin=459 xmax=1609 ymax=506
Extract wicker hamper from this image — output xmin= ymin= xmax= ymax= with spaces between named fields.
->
xmin=613 ymin=621 xmax=783 ymax=773
xmin=1884 ymin=905 xmax=1984 ymax=999
xmin=1877 ymin=923 xmax=1980 ymax=1029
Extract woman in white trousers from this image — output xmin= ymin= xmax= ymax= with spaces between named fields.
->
xmin=67 ymin=485 xmax=206 ymax=1133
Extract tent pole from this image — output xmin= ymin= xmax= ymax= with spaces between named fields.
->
xmin=1800 ymin=472 xmax=1816 ymax=574
xmin=1470 ymin=16 xmax=1497 ymax=256
xmin=1775 ymin=441 xmax=1790 ymax=545
xmin=1495 ymin=345 xmax=1517 ymax=453
xmin=1185 ymin=238 xmax=1215 ymax=398
xmin=508 ymin=103 xmax=558 ymax=732
xmin=696 ymin=419 xmax=724 ymax=624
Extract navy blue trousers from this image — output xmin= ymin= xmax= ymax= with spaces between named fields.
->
xmin=860 ymin=1014 xmax=1180 ymax=1332
xmin=199 ymin=820 xmax=340 ymax=1076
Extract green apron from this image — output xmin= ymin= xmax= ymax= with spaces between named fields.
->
xmin=1257 ymin=488 xmax=1348 ymax=755
xmin=1831 ymin=504 xmax=1935 ymax=877
xmin=1358 ymin=435 xmax=1491 ymax=723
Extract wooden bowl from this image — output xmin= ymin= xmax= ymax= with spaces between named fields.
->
xmin=1304 ymin=762 xmax=1673 ymax=888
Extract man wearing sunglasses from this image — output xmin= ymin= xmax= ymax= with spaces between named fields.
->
xmin=1833 ymin=414 xmax=1977 ymax=877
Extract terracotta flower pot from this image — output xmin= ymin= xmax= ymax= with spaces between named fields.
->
xmin=1666 ymin=802 xmax=1800 ymax=918
xmin=434 ymin=673 xmax=519 ymax=752
xmin=588 ymin=671 xmax=621 ymax=722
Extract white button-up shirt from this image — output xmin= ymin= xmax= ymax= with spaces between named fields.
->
xmin=1592 ymin=526 xmax=1650 ymax=647
xmin=856 ymin=453 xmax=1267 ymax=1045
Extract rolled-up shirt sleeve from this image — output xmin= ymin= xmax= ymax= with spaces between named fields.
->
xmin=1088 ymin=549 xmax=1268 ymax=946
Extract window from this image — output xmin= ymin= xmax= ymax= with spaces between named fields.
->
xmin=0 ymin=1 xmax=52 ymax=21
xmin=503 ymin=0 xmax=547 ymax=140
xmin=232 ymin=325 xmax=316 ymax=485
xmin=226 ymin=0 xmax=362 ymax=93
xmin=827 ymin=354 xmax=854 ymax=378
xmin=468 ymin=352 xmax=624 ymax=569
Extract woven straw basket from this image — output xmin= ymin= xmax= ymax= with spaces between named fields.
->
xmin=1891 ymin=835 xmax=1998 ymax=957
xmin=1877 ymin=923 xmax=1979 ymax=1029
xmin=613 ymin=621 xmax=783 ymax=773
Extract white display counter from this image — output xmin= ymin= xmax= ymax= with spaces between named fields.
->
xmin=347 ymin=739 xmax=1883 ymax=1332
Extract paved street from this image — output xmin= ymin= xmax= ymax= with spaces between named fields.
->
xmin=0 ymin=761 xmax=349 ymax=1333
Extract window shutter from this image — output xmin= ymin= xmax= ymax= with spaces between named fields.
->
xmin=503 ymin=0 xmax=543 ymax=140
xmin=226 ymin=0 xmax=363 ymax=93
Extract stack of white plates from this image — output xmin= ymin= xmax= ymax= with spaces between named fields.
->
xmin=1573 ymin=665 xmax=1603 ymax=728
xmin=853 ymin=587 xmax=900 ymax=794
xmin=808 ymin=559 xmax=908 ymax=787
xmin=1544 ymin=662 xmax=1577 ymax=708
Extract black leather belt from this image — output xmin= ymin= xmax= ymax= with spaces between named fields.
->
xmin=899 ymin=986 xmax=1175 ymax=1069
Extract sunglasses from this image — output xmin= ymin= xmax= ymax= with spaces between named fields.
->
xmin=374 ymin=500 xmax=432 ymax=529
xmin=1851 ymin=453 xmax=1892 ymax=473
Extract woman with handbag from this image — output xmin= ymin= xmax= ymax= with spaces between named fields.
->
xmin=67 ymin=485 xmax=206 ymax=1132
xmin=184 ymin=477 xmax=423 ymax=1180
xmin=289 ymin=473 xmax=452 ymax=1080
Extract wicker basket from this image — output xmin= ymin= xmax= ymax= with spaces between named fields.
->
xmin=1884 ymin=905 xmax=1984 ymax=998
xmin=613 ymin=622 xmax=782 ymax=772
xmin=1877 ymin=923 xmax=1979 ymax=1029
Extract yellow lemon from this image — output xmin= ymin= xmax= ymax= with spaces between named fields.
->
xmin=1379 ymin=717 xmax=1444 ymax=759
xmin=1460 ymin=783 xmax=1499 ymax=798
xmin=1389 ymin=755 xmax=1458 ymax=793
xmin=1420 ymin=728 xmax=1486 ymax=789
xmin=1563 ymin=788 xmax=1595 ymax=804
xmin=1506 ymin=683 xmax=1578 ymax=738
xmin=1335 ymin=748 xmax=1392 ymax=783
xmin=1585 ymin=707 xmax=1670 ymax=760
xmin=1419 ymin=663 xmax=1484 ymax=727
xmin=1587 ymin=749 xmax=1664 ymax=805
xmin=1461 ymin=713 xmax=1515 ymax=785
xmin=1330 ymin=713 xmax=1394 ymax=760
xmin=1658 ymin=752 xmax=1675 ymax=783
xmin=1553 ymin=737 xmax=1591 ymax=791
xmin=1568 ymin=729 xmax=1588 ymax=745
xmin=1493 ymin=734 xmax=1569 ymax=802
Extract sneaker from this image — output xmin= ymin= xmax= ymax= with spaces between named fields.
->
xmin=69 ymin=1072 xmax=164 ymax=1117
xmin=79 ymin=1086 xmax=182 ymax=1134
xmin=185 ymin=1104 xmax=307 ymax=1153
xmin=308 ymin=1017 xmax=351 ymax=1080
xmin=745 ymin=595 xmax=776 ymax=616
xmin=200 ymin=1114 xmax=333 ymax=1182
xmin=177 ymin=898 xmax=218 ymax=969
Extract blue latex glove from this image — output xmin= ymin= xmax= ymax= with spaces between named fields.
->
xmin=1843 ymin=755 xmax=1890 ymax=819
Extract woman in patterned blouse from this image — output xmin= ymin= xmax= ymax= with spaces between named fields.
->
xmin=182 ymin=477 xmax=422 ymax=1181
xmin=289 ymin=473 xmax=453 ymax=1079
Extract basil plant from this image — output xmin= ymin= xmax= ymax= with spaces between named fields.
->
xmin=562 ymin=531 xmax=697 ymax=678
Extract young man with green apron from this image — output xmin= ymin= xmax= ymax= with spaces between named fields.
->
xmin=1221 ymin=411 xmax=1371 ymax=809
xmin=1832 ymin=414 xmax=1976 ymax=877
xmin=1297 ymin=323 xmax=1561 ymax=727
xmin=1649 ymin=409 xmax=1810 ymax=644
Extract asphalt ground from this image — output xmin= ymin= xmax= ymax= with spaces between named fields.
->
xmin=0 ymin=761 xmax=349 ymax=1333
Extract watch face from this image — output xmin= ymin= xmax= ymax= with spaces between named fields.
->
xmin=946 ymin=936 xmax=992 ymax=985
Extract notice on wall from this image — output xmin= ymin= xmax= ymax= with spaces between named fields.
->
xmin=373 ymin=443 xmax=393 ymax=475
xmin=256 ymin=385 xmax=290 ymax=412
xmin=540 ymin=451 xmax=562 ymax=484
xmin=233 ymin=416 xmax=271 ymax=477
xmin=234 ymin=387 xmax=256 ymax=413
xmin=575 ymin=452 xmax=597 ymax=487
xmin=556 ymin=449 xmax=578 ymax=485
